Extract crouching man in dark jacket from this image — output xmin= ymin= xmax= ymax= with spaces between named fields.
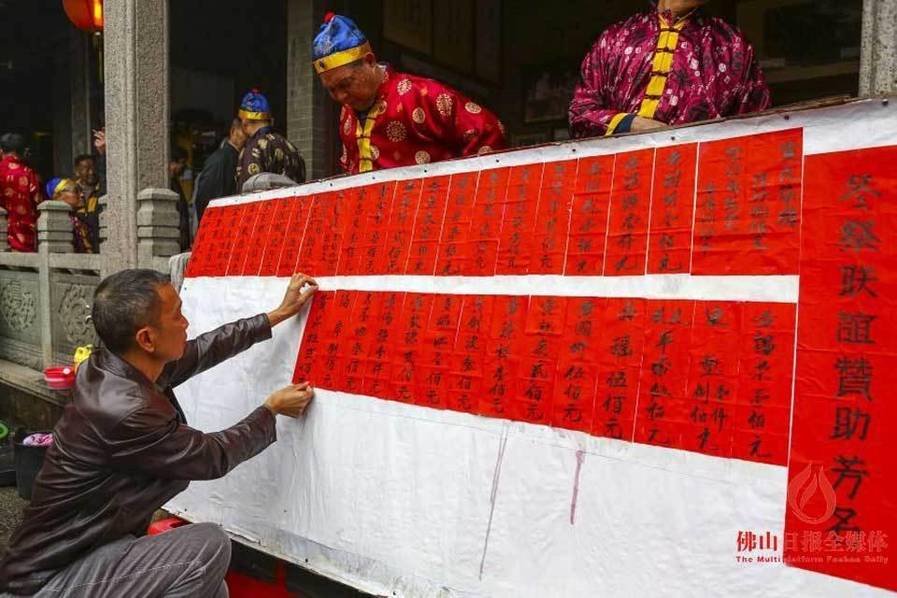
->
xmin=0 ymin=269 xmax=319 ymax=596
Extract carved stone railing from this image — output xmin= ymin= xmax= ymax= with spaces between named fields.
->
xmin=0 ymin=189 xmax=177 ymax=407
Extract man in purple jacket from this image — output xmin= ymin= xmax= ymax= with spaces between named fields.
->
xmin=569 ymin=0 xmax=770 ymax=137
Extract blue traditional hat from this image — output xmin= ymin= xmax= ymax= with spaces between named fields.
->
xmin=45 ymin=177 xmax=75 ymax=200
xmin=239 ymin=89 xmax=272 ymax=121
xmin=312 ymin=12 xmax=372 ymax=74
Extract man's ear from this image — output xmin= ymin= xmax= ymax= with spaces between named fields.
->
xmin=364 ymin=52 xmax=377 ymax=67
xmin=134 ymin=327 xmax=155 ymax=353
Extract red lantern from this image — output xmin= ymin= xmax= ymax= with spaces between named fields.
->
xmin=62 ymin=0 xmax=104 ymax=33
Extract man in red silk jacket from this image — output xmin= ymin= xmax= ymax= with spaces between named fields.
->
xmin=569 ymin=0 xmax=771 ymax=138
xmin=313 ymin=12 xmax=507 ymax=174
xmin=0 ymin=134 xmax=42 ymax=252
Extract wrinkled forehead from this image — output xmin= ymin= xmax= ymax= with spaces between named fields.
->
xmin=319 ymin=63 xmax=359 ymax=89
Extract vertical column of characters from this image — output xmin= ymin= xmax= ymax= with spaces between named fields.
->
xmin=259 ymin=199 xmax=292 ymax=276
xmin=436 ymin=172 xmax=479 ymax=275
xmin=358 ymin=183 xmax=396 ymax=274
xmin=692 ymin=136 xmax=746 ymax=273
xmin=565 ymin=156 xmax=613 ymax=276
xmin=363 ymin=291 xmax=403 ymax=400
xmin=742 ymin=129 xmax=803 ymax=274
xmin=684 ymin=302 xmax=741 ymax=458
xmin=184 ymin=206 xmax=222 ymax=277
xmin=606 ymin=150 xmax=654 ymax=276
xmin=648 ymin=144 xmax=696 ymax=274
xmin=383 ymin=179 xmax=424 ymax=274
xmin=335 ymin=187 xmax=366 ymax=275
xmin=406 ymin=176 xmax=450 ymax=275
xmin=343 ymin=291 xmax=380 ymax=396
xmin=634 ymin=300 xmax=694 ymax=449
xmin=594 ymin=299 xmax=645 ymax=441
xmin=417 ymin=294 xmax=463 ymax=409
xmin=292 ymin=291 xmax=334 ymax=384
xmin=480 ymin=295 xmax=527 ymax=420
xmin=316 ymin=191 xmax=345 ymax=275
xmin=241 ymin=200 xmax=277 ymax=276
xmin=732 ymin=303 xmax=795 ymax=465
xmin=496 ymin=164 xmax=542 ymax=274
xmin=208 ymin=204 xmax=242 ymax=275
xmin=551 ymin=297 xmax=603 ymax=433
xmin=278 ymin=195 xmax=313 ymax=277
xmin=530 ymin=161 xmax=577 ymax=274
xmin=316 ymin=290 xmax=356 ymax=390
xmin=468 ymin=168 xmax=510 ymax=276
xmin=448 ymin=295 xmax=495 ymax=414
xmin=786 ymin=147 xmax=897 ymax=592
xmin=225 ymin=201 xmax=261 ymax=276
xmin=391 ymin=293 xmax=434 ymax=404
xmin=299 ymin=193 xmax=334 ymax=276
xmin=694 ymin=130 xmax=803 ymax=274
xmin=515 ymin=296 xmax=567 ymax=425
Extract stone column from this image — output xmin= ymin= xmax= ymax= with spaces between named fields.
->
xmin=136 ymin=188 xmax=181 ymax=266
xmin=103 ymin=0 xmax=170 ymax=275
xmin=37 ymin=202 xmax=75 ymax=254
xmin=70 ymin=29 xmax=94 ymax=159
xmin=286 ymin=0 xmax=335 ymax=180
xmin=860 ymin=0 xmax=897 ymax=95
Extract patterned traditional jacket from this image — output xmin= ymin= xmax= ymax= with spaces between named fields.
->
xmin=569 ymin=6 xmax=771 ymax=137
xmin=236 ymin=127 xmax=306 ymax=190
xmin=338 ymin=65 xmax=507 ymax=174
xmin=0 ymin=155 xmax=41 ymax=252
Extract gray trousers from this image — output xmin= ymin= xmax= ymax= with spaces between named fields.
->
xmin=31 ymin=523 xmax=230 ymax=597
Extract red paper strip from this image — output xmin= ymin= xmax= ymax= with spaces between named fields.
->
xmin=786 ymin=147 xmax=897 ymax=593
xmin=358 ymin=183 xmax=396 ymax=275
xmin=607 ymin=150 xmax=654 ymax=276
xmin=279 ymin=195 xmax=312 ymax=277
xmin=635 ymin=300 xmax=694 ymax=450
xmin=566 ymin=156 xmax=613 ymax=276
xmin=468 ymin=168 xmax=510 ymax=276
xmin=293 ymin=291 xmax=794 ymax=467
xmin=436 ymin=172 xmax=479 ymax=276
xmin=693 ymin=129 xmax=802 ymax=275
xmin=407 ymin=177 xmax=450 ymax=276
xmin=496 ymin=164 xmax=542 ymax=274
xmin=259 ymin=198 xmax=291 ymax=276
xmin=225 ymin=202 xmax=261 ymax=276
xmin=530 ymin=161 xmax=577 ymax=274
xmin=648 ymin=144 xmax=696 ymax=274
xmin=385 ymin=179 xmax=423 ymax=274
xmin=336 ymin=187 xmax=365 ymax=275
xmin=242 ymin=200 xmax=277 ymax=276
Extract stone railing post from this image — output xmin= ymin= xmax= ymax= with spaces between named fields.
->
xmin=97 ymin=194 xmax=109 ymax=253
xmin=0 ymin=207 xmax=8 ymax=252
xmin=37 ymin=201 xmax=75 ymax=253
xmin=137 ymin=188 xmax=181 ymax=266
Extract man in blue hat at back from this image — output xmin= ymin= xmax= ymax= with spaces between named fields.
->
xmin=235 ymin=89 xmax=306 ymax=190
xmin=312 ymin=13 xmax=506 ymax=174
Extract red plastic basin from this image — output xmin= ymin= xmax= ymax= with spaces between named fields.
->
xmin=43 ymin=366 xmax=75 ymax=390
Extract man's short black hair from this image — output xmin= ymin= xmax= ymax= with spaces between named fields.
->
xmin=92 ymin=269 xmax=171 ymax=354
xmin=0 ymin=133 xmax=25 ymax=154
xmin=74 ymin=154 xmax=94 ymax=168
